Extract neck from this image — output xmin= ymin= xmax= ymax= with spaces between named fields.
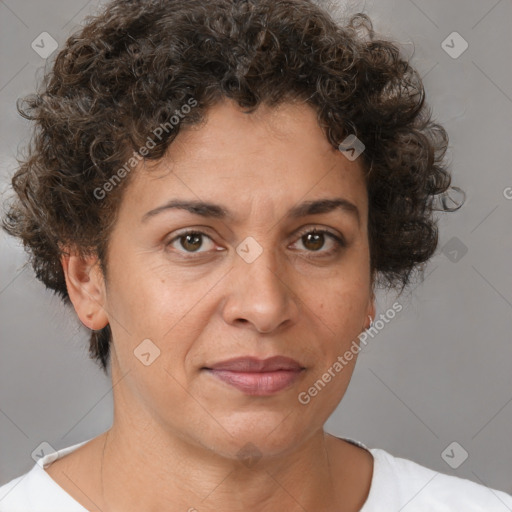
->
xmin=97 ymin=420 xmax=357 ymax=512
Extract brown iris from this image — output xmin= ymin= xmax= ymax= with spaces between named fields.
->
xmin=181 ymin=233 xmax=203 ymax=252
xmin=302 ymin=232 xmax=325 ymax=251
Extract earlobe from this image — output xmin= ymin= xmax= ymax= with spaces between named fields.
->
xmin=364 ymin=295 xmax=376 ymax=330
xmin=60 ymin=251 xmax=109 ymax=331
xmin=368 ymin=300 xmax=376 ymax=324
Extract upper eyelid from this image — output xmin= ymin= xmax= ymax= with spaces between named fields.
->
xmin=293 ymin=226 xmax=341 ymax=239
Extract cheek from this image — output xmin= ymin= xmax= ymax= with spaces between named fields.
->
xmin=317 ymin=271 xmax=370 ymax=332
xmin=105 ymin=259 xmax=217 ymax=374
xmin=299 ymin=287 xmax=367 ymax=411
xmin=302 ymin=286 xmax=369 ymax=399
xmin=105 ymin=247 xmax=184 ymax=326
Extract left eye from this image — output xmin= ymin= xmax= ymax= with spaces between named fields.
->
xmin=289 ymin=229 xmax=345 ymax=255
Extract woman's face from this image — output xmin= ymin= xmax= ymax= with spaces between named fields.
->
xmin=96 ymin=99 xmax=375 ymax=458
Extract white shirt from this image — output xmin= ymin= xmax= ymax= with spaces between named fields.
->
xmin=1 ymin=437 xmax=511 ymax=511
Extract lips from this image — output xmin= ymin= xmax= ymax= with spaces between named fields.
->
xmin=205 ymin=356 xmax=304 ymax=372
xmin=203 ymin=356 xmax=305 ymax=396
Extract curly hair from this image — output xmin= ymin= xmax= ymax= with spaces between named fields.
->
xmin=2 ymin=0 xmax=464 ymax=374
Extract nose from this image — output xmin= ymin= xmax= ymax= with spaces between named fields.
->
xmin=221 ymin=244 xmax=300 ymax=334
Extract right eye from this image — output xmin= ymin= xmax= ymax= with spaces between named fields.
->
xmin=166 ymin=230 xmax=218 ymax=255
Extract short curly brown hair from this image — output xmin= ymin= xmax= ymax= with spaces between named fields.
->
xmin=2 ymin=0 xmax=463 ymax=374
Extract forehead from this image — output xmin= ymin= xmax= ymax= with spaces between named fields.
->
xmin=122 ymin=99 xmax=368 ymax=225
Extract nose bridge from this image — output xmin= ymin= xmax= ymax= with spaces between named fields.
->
xmin=238 ymin=234 xmax=286 ymax=300
xmin=244 ymin=240 xmax=280 ymax=288
xmin=223 ymin=234 xmax=297 ymax=332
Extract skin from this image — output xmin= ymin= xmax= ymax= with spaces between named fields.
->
xmin=51 ymin=98 xmax=376 ymax=512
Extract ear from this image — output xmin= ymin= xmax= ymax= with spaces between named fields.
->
xmin=60 ymin=250 xmax=109 ymax=331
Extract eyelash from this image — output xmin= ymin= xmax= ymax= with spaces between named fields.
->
xmin=165 ymin=227 xmax=346 ymax=259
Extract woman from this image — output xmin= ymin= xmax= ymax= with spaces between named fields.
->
xmin=1 ymin=0 xmax=511 ymax=510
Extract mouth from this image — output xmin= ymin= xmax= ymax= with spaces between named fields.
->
xmin=202 ymin=356 xmax=306 ymax=396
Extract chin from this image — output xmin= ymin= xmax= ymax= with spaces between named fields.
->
xmin=193 ymin=414 xmax=313 ymax=462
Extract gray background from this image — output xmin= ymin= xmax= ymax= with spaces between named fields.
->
xmin=1 ymin=0 xmax=511 ymax=498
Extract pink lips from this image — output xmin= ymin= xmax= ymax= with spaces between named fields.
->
xmin=203 ymin=356 xmax=305 ymax=396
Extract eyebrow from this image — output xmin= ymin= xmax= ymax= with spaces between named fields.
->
xmin=141 ymin=198 xmax=360 ymax=226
